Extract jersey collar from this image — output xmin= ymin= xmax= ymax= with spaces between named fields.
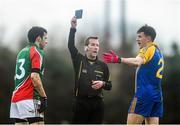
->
xmin=146 ymin=41 xmax=158 ymax=48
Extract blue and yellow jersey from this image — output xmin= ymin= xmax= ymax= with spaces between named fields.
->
xmin=135 ymin=42 xmax=164 ymax=102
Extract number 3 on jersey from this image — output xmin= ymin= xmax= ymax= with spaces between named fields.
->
xmin=156 ymin=58 xmax=164 ymax=79
xmin=16 ymin=59 xmax=25 ymax=79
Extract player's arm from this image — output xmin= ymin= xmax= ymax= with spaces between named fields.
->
xmin=31 ymin=72 xmax=47 ymax=97
xmin=30 ymin=47 xmax=47 ymax=97
xmin=31 ymin=71 xmax=47 ymax=113
xmin=121 ymin=56 xmax=144 ymax=67
xmin=124 ymin=46 xmax=155 ymax=67
xmin=30 ymin=47 xmax=47 ymax=113
xmin=103 ymin=50 xmax=144 ymax=67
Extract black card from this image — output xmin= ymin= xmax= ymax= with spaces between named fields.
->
xmin=75 ymin=9 xmax=83 ymax=19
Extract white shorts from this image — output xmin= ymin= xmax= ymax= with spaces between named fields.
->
xmin=10 ymin=99 xmax=44 ymax=119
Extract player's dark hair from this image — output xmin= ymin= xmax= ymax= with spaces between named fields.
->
xmin=28 ymin=26 xmax=47 ymax=43
xmin=137 ymin=24 xmax=156 ymax=41
xmin=85 ymin=36 xmax=98 ymax=46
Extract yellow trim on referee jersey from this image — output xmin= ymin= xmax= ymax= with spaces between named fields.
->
xmin=76 ymin=61 xmax=82 ymax=96
xmin=75 ymin=88 xmax=79 ymax=96
xmin=78 ymin=61 xmax=82 ymax=80
xmin=95 ymin=70 xmax=104 ymax=74
xmin=108 ymin=74 xmax=111 ymax=81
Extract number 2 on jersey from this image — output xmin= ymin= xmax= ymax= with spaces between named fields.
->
xmin=16 ymin=59 xmax=25 ymax=79
xmin=156 ymin=58 xmax=164 ymax=79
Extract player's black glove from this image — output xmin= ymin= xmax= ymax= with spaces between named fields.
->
xmin=38 ymin=97 xmax=48 ymax=113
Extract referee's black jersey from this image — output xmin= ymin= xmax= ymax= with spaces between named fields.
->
xmin=68 ymin=28 xmax=112 ymax=97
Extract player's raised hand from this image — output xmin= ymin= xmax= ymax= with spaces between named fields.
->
xmin=71 ymin=16 xmax=77 ymax=28
xmin=103 ymin=50 xmax=121 ymax=63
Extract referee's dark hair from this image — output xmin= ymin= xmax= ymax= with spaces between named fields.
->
xmin=137 ymin=24 xmax=156 ymax=41
xmin=85 ymin=36 xmax=98 ymax=46
xmin=28 ymin=26 xmax=47 ymax=43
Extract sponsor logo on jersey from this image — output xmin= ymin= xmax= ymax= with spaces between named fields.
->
xmin=82 ymin=69 xmax=87 ymax=73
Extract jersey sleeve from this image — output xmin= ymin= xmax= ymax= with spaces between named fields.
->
xmin=138 ymin=46 xmax=156 ymax=64
xmin=102 ymin=63 xmax=112 ymax=90
xmin=68 ymin=28 xmax=79 ymax=60
xmin=30 ymin=46 xmax=42 ymax=73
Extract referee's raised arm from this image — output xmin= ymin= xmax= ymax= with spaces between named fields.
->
xmin=68 ymin=17 xmax=78 ymax=58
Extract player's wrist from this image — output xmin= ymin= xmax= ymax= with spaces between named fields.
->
xmin=118 ymin=57 xmax=122 ymax=63
xmin=38 ymin=96 xmax=48 ymax=113
xmin=113 ymin=56 xmax=120 ymax=63
xmin=40 ymin=96 xmax=47 ymax=100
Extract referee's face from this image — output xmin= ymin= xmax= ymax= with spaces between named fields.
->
xmin=86 ymin=39 xmax=99 ymax=60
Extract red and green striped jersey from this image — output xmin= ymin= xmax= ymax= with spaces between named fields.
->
xmin=11 ymin=43 xmax=45 ymax=102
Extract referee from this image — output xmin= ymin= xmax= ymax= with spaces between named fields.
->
xmin=68 ymin=16 xmax=112 ymax=124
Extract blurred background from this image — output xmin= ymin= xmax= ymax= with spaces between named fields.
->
xmin=0 ymin=0 xmax=180 ymax=123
